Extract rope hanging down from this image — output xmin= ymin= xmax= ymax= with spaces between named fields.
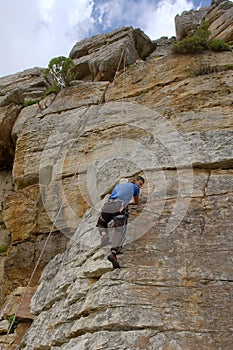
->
xmin=120 ymin=46 xmax=126 ymax=163
xmin=112 ymin=44 xmax=127 ymax=178
xmin=0 ymin=46 xmax=127 ymax=350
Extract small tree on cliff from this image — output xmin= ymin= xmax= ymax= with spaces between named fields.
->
xmin=45 ymin=56 xmax=75 ymax=89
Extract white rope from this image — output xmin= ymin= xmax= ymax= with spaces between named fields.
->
xmin=119 ymin=48 xmax=126 ymax=174
xmin=0 ymin=204 xmax=63 ymax=350
xmin=0 ymin=47 xmax=128 ymax=350
xmin=112 ymin=45 xmax=125 ymax=83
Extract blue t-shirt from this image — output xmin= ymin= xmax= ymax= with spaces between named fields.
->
xmin=109 ymin=182 xmax=140 ymax=205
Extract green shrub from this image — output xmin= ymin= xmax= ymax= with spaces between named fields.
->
xmin=195 ymin=20 xmax=210 ymax=42
xmin=223 ymin=64 xmax=233 ymax=70
xmin=173 ymin=36 xmax=207 ymax=54
xmin=187 ymin=61 xmax=219 ymax=76
xmin=173 ymin=21 xmax=231 ymax=54
xmin=8 ymin=314 xmax=19 ymax=333
xmin=0 ymin=244 xmax=8 ymax=253
xmin=22 ymin=83 xmax=61 ymax=109
xmin=45 ymin=56 xmax=75 ymax=88
xmin=22 ymin=57 xmax=74 ymax=109
xmin=23 ymin=98 xmax=42 ymax=107
xmin=44 ymin=85 xmax=61 ymax=96
xmin=208 ymin=39 xmax=231 ymax=51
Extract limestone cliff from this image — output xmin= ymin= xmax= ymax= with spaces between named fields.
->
xmin=175 ymin=0 xmax=233 ymax=43
xmin=0 ymin=2 xmax=233 ymax=349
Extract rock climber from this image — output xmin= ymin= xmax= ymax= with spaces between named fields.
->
xmin=96 ymin=175 xmax=145 ymax=268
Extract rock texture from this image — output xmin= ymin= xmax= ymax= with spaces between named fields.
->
xmin=206 ymin=0 xmax=233 ymax=42
xmin=0 ymin=170 xmax=14 ymax=305
xmin=15 ymin=48 xmax=233 ymax=350
xmin=0 ymin=104 xmax=22 ymax=168
xmin=175 ymin=0 xmax=233 ymax=43
xmin=175 ymin=7 xmax=208 ymax=41
xmin=19 ymin=169 xmax=233 ymax=350
xmin=0 ymin=73 xmax=69 ymax=303
xmin=0 ymin=68 xmax=50 ymax=101
xmin=70 ymin=27 xmax=156 ymax=82
xmin=0 ymin=287 xmax=35 ymax=350
xmin=0 ymin=2 xmax=232 ymax=349
xmin=0 ymin=68 xmax=51 ymax=169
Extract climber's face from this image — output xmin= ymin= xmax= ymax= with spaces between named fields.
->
xmin=135 ymin=179 xmax=144 ymax=188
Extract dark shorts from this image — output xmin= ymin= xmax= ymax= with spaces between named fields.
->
xmin=96 ymin=199 xmax=128 ymax=230
xmin=96 ymin=199 xmax=129 ymax=251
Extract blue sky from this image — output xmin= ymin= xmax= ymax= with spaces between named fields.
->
xmin=90 ymin=0 xmax=211 ymax=36
xmin=0 ymin=0 xmax=212 ymax=77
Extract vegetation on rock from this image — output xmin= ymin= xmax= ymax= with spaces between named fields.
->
xmin=0 ymin=244 xmax=8 ymax=253
xmin=173 ymin=21 xmax=232 ymax=54
xmin=23 ymin=60 xmax=68 ymax=107
xmin=45 ymin=56 xmax=75 ymax=88
xmin=23 ymin=98 xmax=42 ymax=108
xmin=8 ymin=314 xmax=19 ymax=333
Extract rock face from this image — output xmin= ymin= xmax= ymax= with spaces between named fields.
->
xmin=16 ymin=48 xmax=233 ymax=348
xmin=175 ymin=8 xmax=208 ymax=41
xmin=175 ymin=0 xmax=233 ymax=43
xmin=70 ymin=27 xmax=156 ymax=82
xmin=0 ymin=104 xmax=22 ymax=168
xmin=0 ymin=287 xmax=36 ymax=349
xmin=206 ymin=0 xmax=233 ymax=42
xmin=0 ymin=170 xmax=14 ymax=305
xmin=0 ymin=68 xmax=50 ymax=101
xmin=0 ymin=68 xmax=51 ymax=169
xmin=0 ymin=3 xmax=233 ymax=349
xmin=0 ymin=76 xmax=69 ymax=306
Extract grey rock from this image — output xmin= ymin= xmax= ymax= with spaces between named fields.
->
xmin=0 ymin=89 xmax=24 ymax=107
xmin=0 ymin=25 xmax=233 ymax=350
xmin=175 ymin=0 xmax=233 ymax=43
xmin=205 ymin=0 xmax=233 ymax=42
xmin=50 ymin=330 xmax=157 ymax=350
xmin=11 ymin=104 xmax=40 ymax=145
xmin=211 ymin=0 xmax=229 ymax=6
xmin=150 ymin=37 xmax=176 ymax=57
xmin=0 ymin=67 xmax=50 ymax=101
xmin=211 ymin=0 xmax=230 ymax=6
xmin=175 ymin=8 xmax=208 ymax=41
xmin=0 ymin=320 xmax=9 ymax=334
xmin=0 ymin=104 xmax=22 ymax=168
xmin=0 ymin=257 xmax=6 ymax=306
xmin=18 ymin=168 xmax=233 ymax=349
xmin=69 ymin=27 xmax=156 ymax=81
xmin=0 ymin=170 xmax=13 ymax=304
xmin=133 ymin=28 xmax=157 ymax=59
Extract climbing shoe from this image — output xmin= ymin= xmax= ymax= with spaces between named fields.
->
xmin=107 ymin=252 xmax=121 ymax=269
xmin=115 ymin=246 xmax=122 ymax=255
xmin=100 ymin=234 xmax=110 ymax=247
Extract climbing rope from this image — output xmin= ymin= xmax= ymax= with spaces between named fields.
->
xmin=0 ymin=205 xmax=63 ymax=350
xmin=113 ymin=44 xmax=126 ymax=83
xmin=120 ymin=47 xmax=126 ymax=163
xmin=0 ymin=45 xmax=128 ymax=350
xmin=119 ymin=47 xmax=127 ymax=244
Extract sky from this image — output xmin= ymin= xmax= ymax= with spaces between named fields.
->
xmin=0 ymin=0 xmax=212 ymax=78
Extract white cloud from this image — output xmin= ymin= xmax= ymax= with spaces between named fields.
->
xmin=0 ymin=0 xmax=204 ymax=77
xmin=0 ymin=0 xmax=41 ymax=74
xmin=0 ymin=0 xmax=95 ymax=77
xmin=143 ymin=0 xmax=195 ymax=38
xmin=67 ymin=0 xmax=95 ymax=40
xmin=92 ymin=0 xmax=195 ymax=38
